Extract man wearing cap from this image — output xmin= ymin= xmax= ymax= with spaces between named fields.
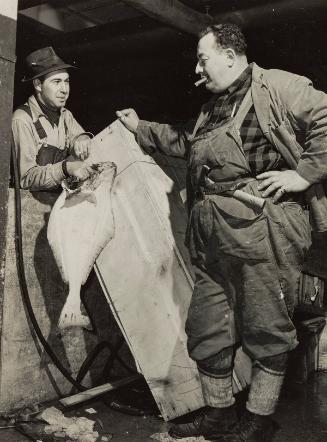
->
xmin=12 ymin=46 xmax=93 ymax=190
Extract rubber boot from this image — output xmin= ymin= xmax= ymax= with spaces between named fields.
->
xmin=168 ymin=404 xmax=237 ymax=439
xmin=220 ymin=409 xmax=280 ymax=442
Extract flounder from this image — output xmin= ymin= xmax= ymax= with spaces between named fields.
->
xmin=47 ymin=161 xmax=117 ymax=329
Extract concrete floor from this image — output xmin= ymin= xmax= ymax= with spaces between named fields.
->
xmin=2 ymin=372 xmax=327 ymax=442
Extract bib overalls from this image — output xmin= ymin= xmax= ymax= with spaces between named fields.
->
xmin=18 ymin=103 xmax=70 ymax=166
xmin=184 ymin=89 xmax=311 ymax=364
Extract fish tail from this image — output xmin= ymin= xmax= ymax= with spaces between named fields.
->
xmin=58 ymin=285 xmax=91 ymax=330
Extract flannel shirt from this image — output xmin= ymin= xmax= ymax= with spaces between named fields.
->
xmin=197 ymin=63 xmax=287 ymax=175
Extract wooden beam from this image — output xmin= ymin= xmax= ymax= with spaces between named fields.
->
xmin=15 ymin=14 xmax=194 ymax=78
xmin=50 ymin=16 xmax=193 ymax=57
xmin=17 ymin=11 xmax=62 ymax=39
xmin=18 ymin=0 xmax=85 ymax=10
xmin=121 ymin=0 xmax=213 ymax=35
xmin=50 ymin=16 xmax=161 ymax=46
xmin=59 ymin=374 xmax=141 ymax=407
xmin=59 ymin=27 xmax=191 ymax=59
xmin=19 ymin=0 xmax=47 ymax=10
xmin=119 ymin=0 xmax=327 ymax=36
xmin=213 ymin=0 xmax=327 ymax=28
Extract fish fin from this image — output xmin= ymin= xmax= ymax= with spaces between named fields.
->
xmin=85 ymin=192 xmax=97 ymax=205
xmin=63 ymin=191 xmax=97 ymax=208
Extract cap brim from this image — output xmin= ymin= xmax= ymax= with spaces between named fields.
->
xmin=22 ymin=63 xmax=76 ymax=82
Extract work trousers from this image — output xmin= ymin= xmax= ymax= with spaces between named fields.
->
xmin=185 ymin=193 xmax=311 ymax=363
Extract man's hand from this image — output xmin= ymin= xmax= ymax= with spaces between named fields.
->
xmin=66 ymin=160 xmax=94 ymax=181
xmin=116 ymin=108 xmax=139 ymax=133
xmin=257 ymin=170 xmax=311 ymax=203
xmin=73 ymin=134 xmax=92 ymax=160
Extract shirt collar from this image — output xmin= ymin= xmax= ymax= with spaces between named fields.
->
xmin=27 ymin=95 xmax=66 ymax=123
xmin=226 ymin=63 xmax=253 ymax=95
xmin=35 ymin=95 xmax=61 ymax=127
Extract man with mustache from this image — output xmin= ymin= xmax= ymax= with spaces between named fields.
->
xmin=12 ymin=46 xmax=93 ymax=190
xmin=115 ymin=23 xmax=327 ymax=441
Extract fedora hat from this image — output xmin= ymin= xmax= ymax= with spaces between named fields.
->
xmin=22 ymin=46 xmax=75 ymax=82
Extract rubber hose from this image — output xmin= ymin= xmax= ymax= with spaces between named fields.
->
xmin=11 ymin=140 xmax=86 ymax=392
xmin=11 ymin=140 xmax=134 ymax=394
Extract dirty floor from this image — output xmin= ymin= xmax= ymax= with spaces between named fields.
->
xmin=2 ymin=372 xmax=327 ymax=442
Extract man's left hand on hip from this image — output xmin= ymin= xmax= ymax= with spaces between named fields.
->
xmin=257 ymin=170 xmax=311 ymax=203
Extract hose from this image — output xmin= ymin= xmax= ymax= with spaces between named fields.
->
xmin=11 ymin=141 xmax=87 ymax=391
xmin=10 ymin=140 xmax=135 ymax=394
xmin=70 ymin=337 xmax=135 ymax=395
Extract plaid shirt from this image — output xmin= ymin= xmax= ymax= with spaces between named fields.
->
xmin=197 ymin=64 xmax=287 ymax=175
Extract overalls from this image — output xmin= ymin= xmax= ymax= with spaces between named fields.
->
xmin=18 ymin=104 xmax=70 ymax=166
xmin=184 ymin=89 xmax=311 ymax=363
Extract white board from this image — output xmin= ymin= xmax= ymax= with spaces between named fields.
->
xmin=89 ymin=121 xmax=204 ymax=421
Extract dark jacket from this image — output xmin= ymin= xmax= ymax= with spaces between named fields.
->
xmin=137 ymin=63 xmax=327 ymax=231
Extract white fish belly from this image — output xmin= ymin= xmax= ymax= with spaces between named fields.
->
xmin=47 ymin=178 xmax=115 ymax=290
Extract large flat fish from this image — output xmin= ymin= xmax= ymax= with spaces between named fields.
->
xmin=47 ymin=162 xmax=117 ymax=329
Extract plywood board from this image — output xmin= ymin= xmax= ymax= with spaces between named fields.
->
xmin=88 ymin=122 xmax=203 ymax=421
xmin=88 ymin=121 xmax=251 ymax=421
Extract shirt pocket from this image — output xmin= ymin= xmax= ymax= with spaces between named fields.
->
xmin=206 ymin=141 xmax=231 ymax=169
xmin=189 ymin=138 xmax=229 ymax=168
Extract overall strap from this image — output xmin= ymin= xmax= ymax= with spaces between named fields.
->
xmin=34 ymin=119 xmax=47 ymax=139
xmin=63 ymin=116 xmax=68 ymax=137
xmin=233 ymin=87 xmax=253 ymax=130
xmin=16 ymin=104 xmax=32 ymax=119
xmin=17 ymin=104 xmax=47 ymax=139
xmin=191 ymin=99 xmax=214 ymax=138
xmin=17 ymin=103 xmax=69 ymax=165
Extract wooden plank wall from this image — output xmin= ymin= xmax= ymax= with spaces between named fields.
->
xmin=0 ymin=0 xmax=18 ymax=337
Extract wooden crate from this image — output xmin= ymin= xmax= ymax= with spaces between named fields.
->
xmin=288 ymin=316 xmax=326 ymax=383
xmin=318 ymin=320 xmax=327 ymax=371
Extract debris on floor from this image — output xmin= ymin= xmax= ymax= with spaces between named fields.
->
xmin=150 ymin=432 xmax=206 ymax=442
xmin=85 ymin=408 xmax=98 ymax=415
xmin=2 ymin=403 xmax=43 ymax=424
xmin=39 ymin=406 xmax=100 ymax=441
